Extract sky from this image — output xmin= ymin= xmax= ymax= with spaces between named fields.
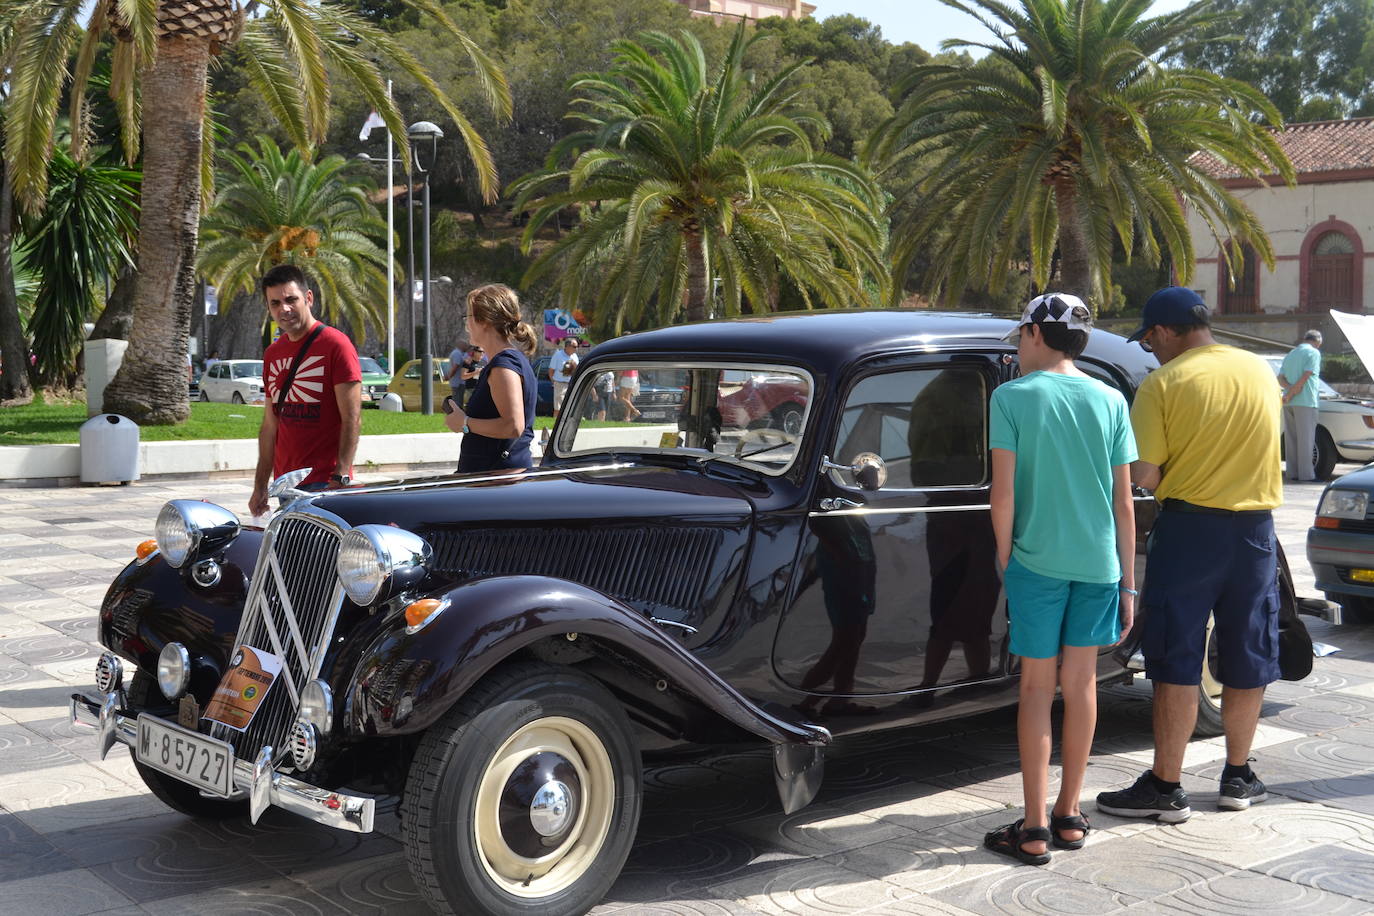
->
xmin=818 ymin=0 xmax=1199 ymax=51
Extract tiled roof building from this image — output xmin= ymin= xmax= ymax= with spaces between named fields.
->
xmin=1186 ymin=118 xmax=1374 ymax=314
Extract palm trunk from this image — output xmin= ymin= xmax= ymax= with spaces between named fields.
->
xmin=685 ymin=230 xmax=708 ymax=323
xmin=1053 ymin=181 xmax=1096 ymax=308
xmin=101 ymin=37 xmax=210 ymax=423
xmin=0 ymin=158 xmax=34 ymax=403
xmin=89 ymin=263 xmax=138 ymax=341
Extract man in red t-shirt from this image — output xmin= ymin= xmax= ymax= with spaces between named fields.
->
xmin=248 ymin=265 xmax=362 ymax=517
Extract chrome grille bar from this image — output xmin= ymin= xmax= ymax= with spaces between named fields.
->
xmin=209 ymin=509 xmax=345 ymax=763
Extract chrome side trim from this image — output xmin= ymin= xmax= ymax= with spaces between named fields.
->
xmin=808 ymin=503 xmax=991 ymax=517
xmin=341 ymin=462 xmax=634 ymax=496
xmin=71 ymin=695 xmax=375 ymax=834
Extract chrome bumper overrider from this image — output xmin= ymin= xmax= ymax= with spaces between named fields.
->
xmin=70 ymin=692 xmax=374 ymax=833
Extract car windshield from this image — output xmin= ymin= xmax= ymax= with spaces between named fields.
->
xmin=232 ymin=361 xmax=263 ymax=379
xmin=1265 ymin=356 xmax=1339 ymax=398
xmin=553 ymin=362 xmax=813 ymax=475
xmin=358 ymin=357 xmax=385 ymax=374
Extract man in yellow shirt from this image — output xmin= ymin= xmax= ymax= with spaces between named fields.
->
xmin=1097 ymin=287 xmax=1282 ymax=825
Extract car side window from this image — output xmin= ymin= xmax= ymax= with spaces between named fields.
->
xmin=404 ymin=363 xmax=421 ymax=379
xmin=211 ymin=365 xmax=224 ymax=379
xmin=832 ymin=367 xmax=989 ymax=490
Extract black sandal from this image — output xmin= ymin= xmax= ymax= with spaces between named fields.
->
xmin=1050 ymin=811 xmax=1091 ymax=850
xmin=983 ymin=818 xmax=1051 ymax=865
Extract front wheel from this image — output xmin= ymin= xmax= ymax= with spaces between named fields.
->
xmin=1327 ymin=593 xmax=1374 ymax=625
xmin=402 ymin=662 xmax=642 ymax=916
xmin=231 ymin=391 xmax=245 ymax=405
xmin=199 ymin=390 xmax=209 ymax=402
xmin=1314 ymin=427 xmax=1338 ymax=480
xmin=134 ymin=760 xmax=249 ymax=819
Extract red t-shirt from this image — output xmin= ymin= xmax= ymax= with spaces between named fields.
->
xmin=263 ymin=324 xmax=361 ymax=485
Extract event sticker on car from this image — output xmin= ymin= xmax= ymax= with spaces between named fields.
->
xmin=203 ymin=646 xmax=284 ymax=731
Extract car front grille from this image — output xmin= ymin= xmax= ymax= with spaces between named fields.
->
xmin=208 ymin=512 xmax=344 ymax=765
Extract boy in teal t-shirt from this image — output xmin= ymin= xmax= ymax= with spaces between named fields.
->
xmin=982 ymin=293 xmax=1138 ymax=867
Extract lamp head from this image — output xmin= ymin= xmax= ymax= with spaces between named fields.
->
xmin=407 ymin=121 xmax=445 ymax=142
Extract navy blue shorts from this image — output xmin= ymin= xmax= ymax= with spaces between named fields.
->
xmin=1142 ymin=507 xmax=1279 ymax=689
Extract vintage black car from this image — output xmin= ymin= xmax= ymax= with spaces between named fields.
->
xmin=77 ymin=311 xmax=1276 ymax=915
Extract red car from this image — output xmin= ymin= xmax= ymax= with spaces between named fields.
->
xmin=716 ymin=373 xmax=810 ymax=436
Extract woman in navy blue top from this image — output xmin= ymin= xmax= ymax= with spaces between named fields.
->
xmin=443 ymin=284 xmax=538 ymax=472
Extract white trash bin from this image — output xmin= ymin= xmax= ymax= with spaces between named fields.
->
xmin=378 ymin=392 xmax=404 ymax=412
xmin=80 ymin=414 xmax=140 ymax=484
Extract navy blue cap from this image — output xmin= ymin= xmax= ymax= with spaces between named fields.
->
xmin=1126 ymin=287 xmax=1209 ymax=342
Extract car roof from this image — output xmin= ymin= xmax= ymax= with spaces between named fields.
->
xmin=588 ymin=309 xmax=1155 ymax=381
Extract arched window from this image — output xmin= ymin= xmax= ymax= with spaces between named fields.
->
xmin=1310 ymin=231 xmax=1356 ymax=312
xmin=1218 ymin=242 xmax=1259 ymax=314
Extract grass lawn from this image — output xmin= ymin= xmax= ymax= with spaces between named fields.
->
xmin=0 ymin=396 xmax=560 ymax=445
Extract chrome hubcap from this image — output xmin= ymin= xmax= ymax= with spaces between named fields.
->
xmin=531 ymin=779 xmax=574 ymax=837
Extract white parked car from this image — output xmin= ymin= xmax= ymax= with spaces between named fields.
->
xmin=1263 ymin=355 xmax=1374 ymax=478
xmin=199 ymin=359 xmax=265 ymax=405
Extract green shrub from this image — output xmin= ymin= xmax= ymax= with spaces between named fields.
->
xmin=1322 ymin=353 xmax=1372 ymax=385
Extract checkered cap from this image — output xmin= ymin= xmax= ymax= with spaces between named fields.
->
xmin=1001 ymin=293 xmax=1093 ymax=342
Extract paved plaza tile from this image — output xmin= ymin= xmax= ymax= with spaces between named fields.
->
xmin=0 ymin=476 xmax=1372 ymax=914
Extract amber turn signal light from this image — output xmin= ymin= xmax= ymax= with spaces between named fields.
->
xmin=404 ymin=598 xmax=443 ymax=629
xmin=135 ymin=539 xmax=158 ymax=560
xmin=1315 ymin=517 xmax=1341 ymax=529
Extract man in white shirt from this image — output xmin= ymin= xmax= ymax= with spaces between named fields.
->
xmin=548 ymin=337 xmax=581 ymax=416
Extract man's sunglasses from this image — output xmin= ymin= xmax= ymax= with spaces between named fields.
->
xmin=1137 ymin=328 xmax=1155 ymax=353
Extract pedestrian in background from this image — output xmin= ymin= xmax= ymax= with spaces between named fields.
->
xmin=443 ymin=284 xmax=538 ymax=472
xmin=1277 ymin=330 xmax=1323 ymax=481
xmin=444 ymin=338 xmax=468 ymax=406
xmin=984 ymin=293 xmax=1137 ymax=866
xmin=549 ymin=337 xmax=581 ymax=417
xmin=1097 ymin=287 xmax=1281 ymax=824
xmin=248 ymin=264 xmax=361 ymax=517
xmin=460 ymin=345 xmax=486 ymax=408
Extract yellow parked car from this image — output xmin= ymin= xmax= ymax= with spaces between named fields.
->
xmin=387 ymin=358 xmax=453 ymax=411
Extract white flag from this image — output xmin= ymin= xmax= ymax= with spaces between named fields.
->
xmin=358 ymin=110 xmax=386 ymax=141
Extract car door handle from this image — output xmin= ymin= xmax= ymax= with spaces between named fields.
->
xmin=819 ymin=497 xmax=863 ymax=511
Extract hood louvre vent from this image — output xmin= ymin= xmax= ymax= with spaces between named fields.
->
xmin=430 ymin=526 xmax=723 ymax=619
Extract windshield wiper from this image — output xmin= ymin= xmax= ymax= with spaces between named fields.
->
xmin=696 ymin=438 xmax=796 ymax=466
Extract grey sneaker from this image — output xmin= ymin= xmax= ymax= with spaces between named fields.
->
xmin=1096 ymin=770 xmax=1192 ymax=823
xmin=1218 ymin=773 xmax=1268 ymax=811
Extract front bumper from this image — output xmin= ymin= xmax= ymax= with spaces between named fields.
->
xmin=70 ymin=691 xmax=374 ymax=833
xmin=1307 ymin=525 xmax=1374 ymax=598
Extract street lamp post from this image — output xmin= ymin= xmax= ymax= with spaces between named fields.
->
xmin=407 ymin=120 xmax=444 ymax=415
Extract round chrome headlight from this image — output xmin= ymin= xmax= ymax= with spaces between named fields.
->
xmin=335 ymin=525 xmax=432 ymax=606
xmin=157 ymin=642 xmax=191 ymax=699
xmin=298 ymin=679 xmax=334 ymax=734
xmin=155 ymin=500 xmax=241 ymax=569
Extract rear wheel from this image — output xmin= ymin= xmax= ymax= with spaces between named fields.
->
xmin=402 ymin=662 xmax=641 ymax=916
xmin=1194 ymin=615 xmax=1225 ymax=737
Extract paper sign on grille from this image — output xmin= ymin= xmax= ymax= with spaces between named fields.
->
xmin=203 ymin=646 xmax=284 ymax=731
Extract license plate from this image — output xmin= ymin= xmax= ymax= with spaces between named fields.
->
xmin=1350 ymin=569 xmax=1374 ymax=583
xmin=137 ymin=715 xmax=234 ymax=797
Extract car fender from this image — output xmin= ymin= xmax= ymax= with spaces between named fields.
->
xmin=345 ymin=575 xmax=829 ymax=747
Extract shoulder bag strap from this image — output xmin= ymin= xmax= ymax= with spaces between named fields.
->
xmin=274 ymin=323 xmax=327 ymax=416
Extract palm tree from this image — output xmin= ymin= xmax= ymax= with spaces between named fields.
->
xmin=3 ymin=0 xmax=509 ymax=423
xmin=510 ymin=26 xmax=888 ymax=333
xmin=199 ymin=137 xmax=390 ymax=337
xmin=865 ymin=0 xmax=1295 ymax=308
xmin=19 ymin=144 xmax=140 ymax=386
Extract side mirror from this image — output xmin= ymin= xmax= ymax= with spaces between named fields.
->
xmin=268 ymin=468 xmax=312 ymax=508
xmin=820 ymin=452 xmax=888 ymax=491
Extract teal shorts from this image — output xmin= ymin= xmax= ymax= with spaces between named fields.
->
xmin=1004 ymin=556 xmax=1120 ymax=659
